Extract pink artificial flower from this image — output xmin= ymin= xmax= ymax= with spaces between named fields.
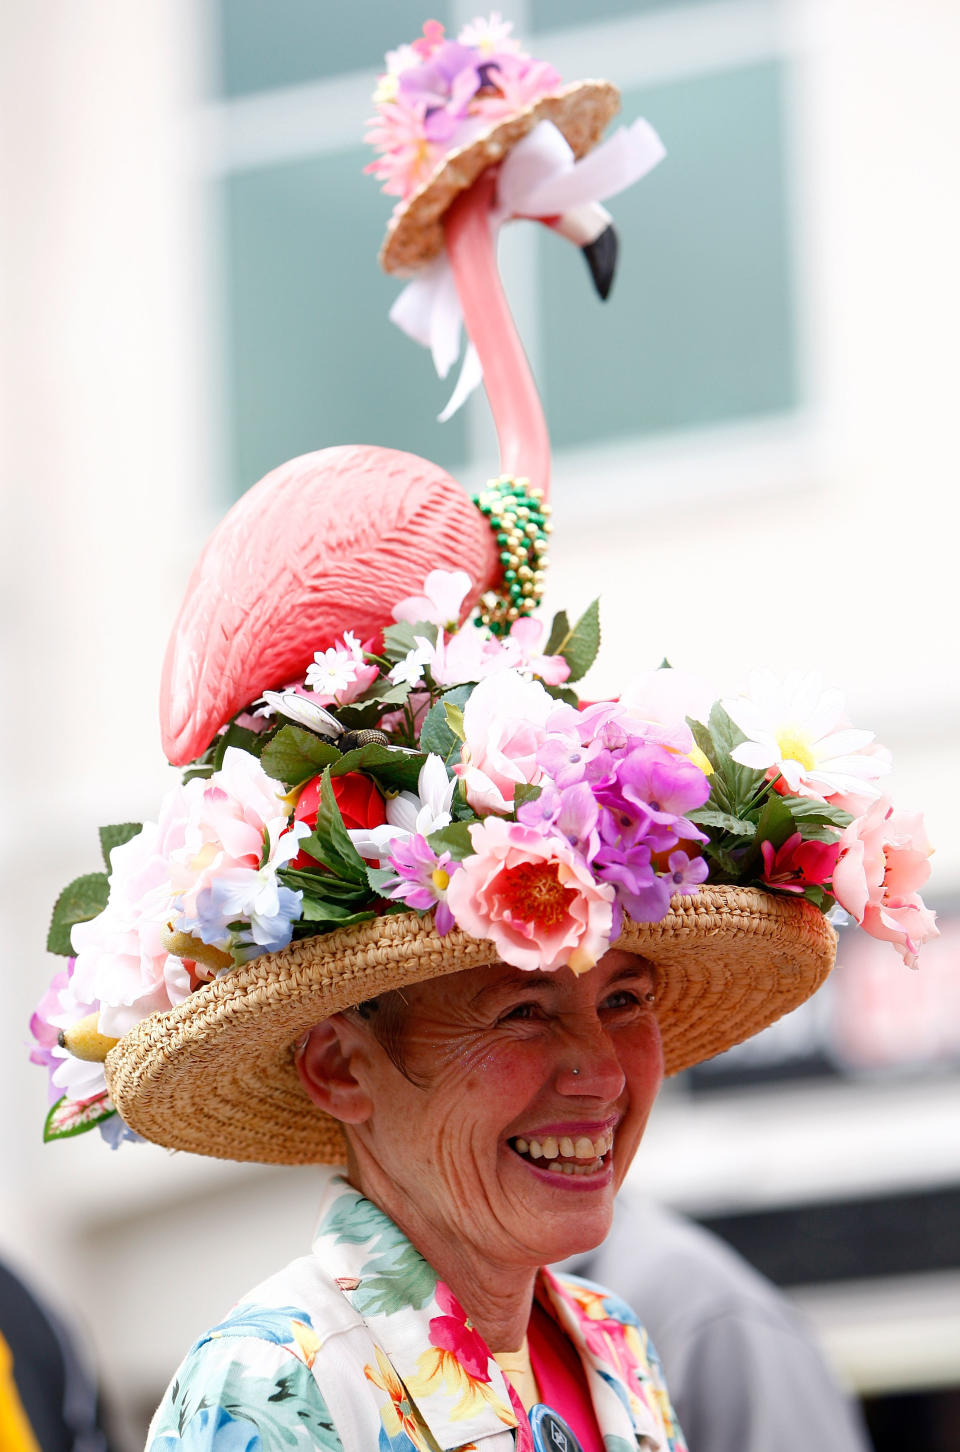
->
xmin=458 ymin=13 xmax=524 ymax=57
xmin=617 ymin=669 xmax=716 ymax=756
xmin=411 ymin=19 xmax=446 ymax=60
xmin=471 ymin=53 xmax=562 ymax=122
xmin=70 ymin=823 xmax=192 ymax=1039
xmin=498 ymin=616 xmax=570 ymax=686
xmin=392 ymin=568 xmax=473 ymax=628
xmin=428 ymin=1283 xmax=491 ymax=1381
xmin=760 ymin=833 xmax=840 ymax=894
xmin=833 ymin=798 xmax=938 ymax=968
xmin=364 ymin=93 xmax=439 ymax=200
xmin=456 ymin=671 xmax=554 ymax=813
xmin=445 ymin=818 xmax=614 ymax=973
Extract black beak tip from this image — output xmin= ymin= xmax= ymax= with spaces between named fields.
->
xmin=582 ymin=223 xmax=618 ymax=301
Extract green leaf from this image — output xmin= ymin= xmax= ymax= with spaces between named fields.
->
xmin=701 ymin=704 xmax=767 ymax=815
xmin=44 ymin=1093 xmax=115 ymax=1142
xmin=365 ymin=865 xmax=399 ymax=895
xmin=443 ymin=701 xmax=465 ymax=741
xmin=295 ymin=899 xmax=376 ymax=928
xmin=419 ymin=685 xmax=473 ymax=766
xmin=755 ymin=791 xmax=798 ymax=841
xmin=543 ymin=609 xmax=570 ymax=658
xmin=543 ymin=682 xmax=580 ymax=707
xmin=47 ymin=873 xmax=110 ymax=955
xmin=688 ymin=717 xmax=716 ymax=770
xmin=212 ymin=721 xmax=268 ymax=769
xmin=303 ymin=770 xmax=369 ymax=885
xmin=427 ymin=820 xmax=475 ymax=861
xmin=559 ymin=599 xmax=601 ymax=683
xmin=513 ymin=783 xmax=543 ymax=810
xmin=278 ymin=868 xmax=369 ymax=903
xmin=329 ymin=743 xmax=426 ymax=793
xmin=687 ymin=807 xmax=756 ymax=839
xmin=98 ymin=823 xmax=143 ymax=869
xmin=260 ymin=726 xmax=340 ymax=787
xmin=382 ymin=620 xmax=437 ymax=663
xmin=781 ymin=797 xmax=854 ymax=830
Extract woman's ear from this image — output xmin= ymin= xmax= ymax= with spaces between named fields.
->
xmin=295 ymin=1017 xmax=373 ymax=1125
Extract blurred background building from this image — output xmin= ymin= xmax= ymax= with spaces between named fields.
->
xmin=3 ymin=1 xmax=959 ymax=1448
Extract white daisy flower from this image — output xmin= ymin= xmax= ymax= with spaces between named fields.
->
xmin=722 ymin=670 xmax=889 ymax=801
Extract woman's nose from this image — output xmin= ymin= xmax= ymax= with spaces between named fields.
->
xmin=554 ymin=1020 xmax=625 ymax=1100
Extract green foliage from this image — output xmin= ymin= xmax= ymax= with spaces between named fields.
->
xmin=419 ymin=685 xmax=473 ymax=767
xmin=513 ymin=783 xmax=543 ymax=812
xmin=295 ymin=770 xmax=368 ymax=885
xmin=382 ymin=619 xmax=437 ymax=663
xmin=98 ymin=823 xmax=143 ymax=869
xmin=47 ymin=873 xmax=110 ymax=955
xmin=689 ymin=704 xmax=848 ymax=893
xmin=260 ymin=726 xmax=340 ymax=787
xmin=427 ymin=820 xmax=475 ymax=860
xmin=329 ymin=742 xmax=426 ymax=793
xmin=543 ymin=599 xmax=601 ymax=683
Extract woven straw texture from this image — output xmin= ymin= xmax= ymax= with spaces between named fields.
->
xmin=380 ymin=80 xmax=620 ymax=275
xmin=106 ymin=886 xmax=835 ymax=1166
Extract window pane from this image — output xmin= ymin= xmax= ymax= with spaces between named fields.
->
xmin=217 ymin=0 xmax=451 ymax=97
xmin=539 ymin=60 xmax=797 ymax=449
xmin=222 ymin=149 xmax=467 ymax=499
xmin=530 ymin=0 xmax=755 ymax=27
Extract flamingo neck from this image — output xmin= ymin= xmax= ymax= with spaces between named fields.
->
xmin=443 ymin=170 xmax=551 ymax=501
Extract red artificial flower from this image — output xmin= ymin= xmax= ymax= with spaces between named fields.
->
xmin=760 ymin=832 xmax=840 ymax=894
xmin=292 ymin=772 xmax=387 ymax=869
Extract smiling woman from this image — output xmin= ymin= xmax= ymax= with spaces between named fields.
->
xmin=29 ymin=11 xmax=934 ymax=1452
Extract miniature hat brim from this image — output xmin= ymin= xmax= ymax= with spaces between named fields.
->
xmin=105 ymin=886 xmax=835 ymax=1166
xmin=380 ymin=79 xmax=621 ymax=276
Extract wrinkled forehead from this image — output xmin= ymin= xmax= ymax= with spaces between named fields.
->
xmin=400 ymin=950 xmax=656 ymax=1016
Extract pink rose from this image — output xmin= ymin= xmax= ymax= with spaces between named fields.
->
xmin=445 ymin=818 xmax=614 ymax=973
xmin=455 ymin=671 xmax=554 ymax=814
xmin=833 ymin=797 xmax=938 ymax=968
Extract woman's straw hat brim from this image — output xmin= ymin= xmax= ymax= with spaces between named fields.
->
xmin=380 ymin=79 xmax=621 ymax=275
xmin=105 ymin=886 xmax=836 ymax=1166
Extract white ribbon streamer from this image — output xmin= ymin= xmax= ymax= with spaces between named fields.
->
xmin=388 ymin=117 xmax=666 ymax=419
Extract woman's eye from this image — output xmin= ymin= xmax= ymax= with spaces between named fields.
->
xmin=603 ymin=989 xmax=645 ymax=1012
xmin=500 ymin=1002 xmax=539 ymax=1023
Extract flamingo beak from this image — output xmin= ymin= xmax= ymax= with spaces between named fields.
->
xmin=542 ymin=202 xmax=619 ymax=301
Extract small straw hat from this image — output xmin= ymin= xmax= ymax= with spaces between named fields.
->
xmin=380 ymin=80 xmax=620 ymax=275
xmin=106 ymin=888 xmax=835 ymax=1165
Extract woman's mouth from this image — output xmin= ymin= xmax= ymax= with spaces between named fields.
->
xmin=508 ymin=1128 xmax=614 ymax=1177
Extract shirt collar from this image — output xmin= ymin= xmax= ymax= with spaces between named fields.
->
xmin=537 ymin=1268 xmax=667 ymax=1449
xmin=311 ymin=1174 xmax=519 ymax=1451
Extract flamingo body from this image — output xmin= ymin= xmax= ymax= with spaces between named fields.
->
xmin=159 ymin=444 xmax=499 ymax=765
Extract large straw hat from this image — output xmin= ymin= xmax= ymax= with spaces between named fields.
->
xmin=105 ymin=887 xmax=835 ymax=1165
xmin=380 ymin=79 xmax=620 ymax=275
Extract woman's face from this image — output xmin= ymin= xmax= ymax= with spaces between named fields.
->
xmin=341 ymin=950 xmax=663 ymax=1277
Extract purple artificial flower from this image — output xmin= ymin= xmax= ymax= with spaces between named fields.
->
xmin=664 ymin=850 xmax=710 ymax=895
xmin=517 ymin=781 xmax=599 ymax=862
xmin=597 ymin=744 xmax=710 ymax=854
xmin=382 ymin=834 xmax=460 ymax=935
xmin=399 ymin=42 xmax=488 ymax=142
xmin=536 ymin=736 xmax=591 ymax=790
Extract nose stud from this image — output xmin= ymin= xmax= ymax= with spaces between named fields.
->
xmin=571 ymin=1067 xmax=580 ymax=1076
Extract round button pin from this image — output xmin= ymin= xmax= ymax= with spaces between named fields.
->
xmin=529 ymin=1403 xmax=584 ymax=1452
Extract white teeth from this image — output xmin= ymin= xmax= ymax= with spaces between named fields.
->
xmin=559 ymin=1136 xmax=575 ymax=1157
xmin=542 ymin=1136 xmax=559 ymax=1160
xmin=529 ymin=1139 xmax=543 ymax=1159
xmin=574 ymin=1136 xmax=595 ymax=1159
xmin=515 ymin=1137 xmax=529 ymax=1154
xmin=513 ymin=1129 xmax=615 ymax=1167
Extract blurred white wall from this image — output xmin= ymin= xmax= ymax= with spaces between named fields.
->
xmin=2 ymin=1 xmax=959 ymax=1445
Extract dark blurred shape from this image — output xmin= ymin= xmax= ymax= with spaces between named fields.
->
xmin=864 ymin=1387 xmax=960 ymax=1452
xmin=564 ymin=1196 xmax=873 ymax=1452
xmin=0 ymin=1260 xmax=113 ymax=1452
xmin=701 ymin=1185 xmax=960 ymax=1286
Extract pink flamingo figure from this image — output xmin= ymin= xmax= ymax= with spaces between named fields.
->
xmin=158 ymin=167 xmax=589 ymax=767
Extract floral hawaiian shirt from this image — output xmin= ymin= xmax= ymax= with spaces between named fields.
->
xmin=147 ymin=1171 xmax=687 ymax=1452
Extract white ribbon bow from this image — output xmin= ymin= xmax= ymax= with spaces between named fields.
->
xmin=389 ymin=117 xmax=666 ymax=419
